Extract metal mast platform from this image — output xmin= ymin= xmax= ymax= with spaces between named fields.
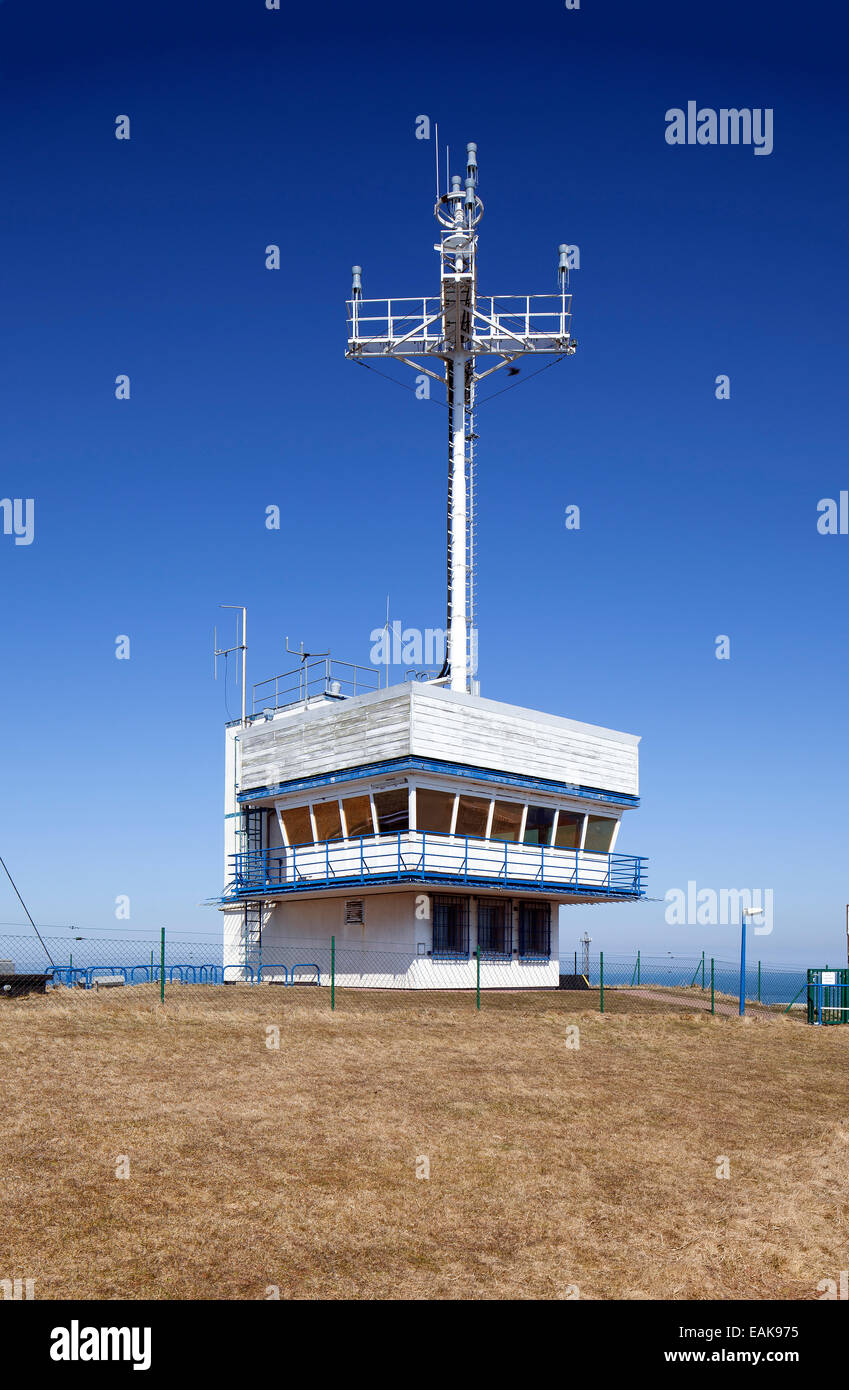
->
xmin=346 ymin=141 xmax=577 ymax=695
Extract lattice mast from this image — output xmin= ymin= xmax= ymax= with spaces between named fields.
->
xmin=346 ymin=142 xmax=576 ymax=694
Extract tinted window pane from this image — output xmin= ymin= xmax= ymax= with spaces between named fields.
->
xmin=313 ymin=799 xmax=343 ymax=841
xmin=490 ymin=800 xmax=523 ymax=843
xmin=416 ymin=788 xmax=455 ymax=834
xmin=554 ymin=812 xmax=583 ymax=849
xmin=584 ymin=815 xmax=617 ymax=852
xmin=342 ymin=795 xmax=373 ymax=839
xmin=374 ymin=789 xmax=409 ymax=833
xmin=523 ymin=805 xmax=555 ymax=846
xmin=280 ymin=805 xmax=313 ymax=846
xmin=455 ymin=795 xmax=490 ymax=838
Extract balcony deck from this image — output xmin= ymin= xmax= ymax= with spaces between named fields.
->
xmin=224 ymin=831 xmax=646 ymax=902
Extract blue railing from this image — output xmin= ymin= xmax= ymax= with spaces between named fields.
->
xmin=227 ymin=830 xmax=646 ymax=900
xmin=50 ymin=963 xmax=228 ymax=989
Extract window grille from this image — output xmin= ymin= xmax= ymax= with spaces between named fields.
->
xmin=432 ymin=895 xmax=470 ymax=960
xmin=518 ymin=900 xmax=551 ymax=959
xmin=477 ymin=899 xmax=513 ymax=959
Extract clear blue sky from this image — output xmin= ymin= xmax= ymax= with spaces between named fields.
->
xmin=1 ymin=0 xmax=846 ymax=965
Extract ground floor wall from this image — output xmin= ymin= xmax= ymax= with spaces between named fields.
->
xmin=221 ymin=890 xmax=562 ymax=989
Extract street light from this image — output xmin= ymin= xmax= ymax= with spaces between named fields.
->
xmin=739 ymin=906 xmax=765 ymax=1016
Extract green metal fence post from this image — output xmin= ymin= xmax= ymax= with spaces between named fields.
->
xmin=600 ymin=951 xmax=604 ymax=1014
xmin=160 ymin=927 xmax=165 ymax=1004
xmin=331 ymin=935 xmax=335 ymax=1011
xmin=701 ymin=951 xmax=705 ymax=990
xmin=758 ymin=960 xmax=761 ymax=1003
xmin=476 ymin=946 xmax=480 ymax=1011
xmin=637 ymin=949 xmax=640 ymax=986
xmin=711 ymin=957 xmax=715 ymax=1015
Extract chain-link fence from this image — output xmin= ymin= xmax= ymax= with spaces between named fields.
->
xmin=0 ymin=932 xmax=819 ymax=1021
xmin=567 ymin=952 xmax=812 ymax=1020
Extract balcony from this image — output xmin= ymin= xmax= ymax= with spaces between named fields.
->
xmin=225 ymin=831 xmax=646 ymax=901
xmin=346 ymin=294 xmax=575 ymax=360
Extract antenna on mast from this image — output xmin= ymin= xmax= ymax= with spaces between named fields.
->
xmin=214 ymin=605 xmax=247 ymax=726
xmin=346 ymin=138 xmax=576 ymax=695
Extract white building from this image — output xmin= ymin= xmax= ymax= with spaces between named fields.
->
xmin=218 ymin=140 xmax=646 ymax=986
xmin=220 ymin=677 xmax=643 ymax=988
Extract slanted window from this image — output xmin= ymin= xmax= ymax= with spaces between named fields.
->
xmin=313 ymin=799 xmax=343 ymax=842
xmin=415 ymin=788 xmax=455 ymax=835
xmin=374 ymin=788 xmax=409 ymax=834
xmin=523 ymin=805 xmax=555 ymax=846
xmin=342 ymin=794 xmax=373 ymax=839
xmin=518 ymin=901 xmax=551 ymax=959
xmin=455 ymin=795 xmax=490 ymax=838
xmin=554 ymin=812 xmax=583 ymax=849
xmin=584 ymin=815 xmax=617 ymax=852
xmin=280 ymin=805 xmax=313 ymax=847
xmin=490 ymin=800 xmax=523 ymax=843
xmin=432 ymin=895 xmax=469 ymax=959
xmin=477 ymin=900 xmax=512 ymax=959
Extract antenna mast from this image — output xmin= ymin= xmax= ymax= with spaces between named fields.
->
xmin=214 ymin=605 xmax=247 ymax=726
xmin=346 ymin=142 xmax=576 ymax=694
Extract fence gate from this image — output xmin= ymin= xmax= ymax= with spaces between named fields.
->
xmin=807 ymin=968 xmax=849 ymax=1025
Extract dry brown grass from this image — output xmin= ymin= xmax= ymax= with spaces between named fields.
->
xmin=0 ymin=983 xmax=847 ymax=1300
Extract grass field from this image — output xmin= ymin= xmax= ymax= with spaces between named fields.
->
xmin=1 ymin=984 xmax=846 ymax=1300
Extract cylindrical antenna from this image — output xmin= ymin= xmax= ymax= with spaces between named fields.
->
xmin=466 ymin=141 xmax=478 ymax=184
xmin=434 ymin=122 xmax=440 ymax=200
xmin=558 ymin=243 xmax=570 ymax=288
xmin=351 ymin=265 xmax=363 ymax=300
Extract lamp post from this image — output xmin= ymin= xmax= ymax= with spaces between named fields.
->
xmin=739 ymin=906 xmax=765 ymax=1016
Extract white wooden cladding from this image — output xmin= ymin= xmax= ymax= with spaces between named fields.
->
xmin=237 ymin=683 xmax=639 ymax=798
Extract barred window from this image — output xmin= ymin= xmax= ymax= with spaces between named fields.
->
xmin=432 ymin=895 xmax=469 ymax=960
xmin=518 ymin=901 xmax=551 ymax=959
xmin=477 ymin=900 xmax=512 ymax=959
